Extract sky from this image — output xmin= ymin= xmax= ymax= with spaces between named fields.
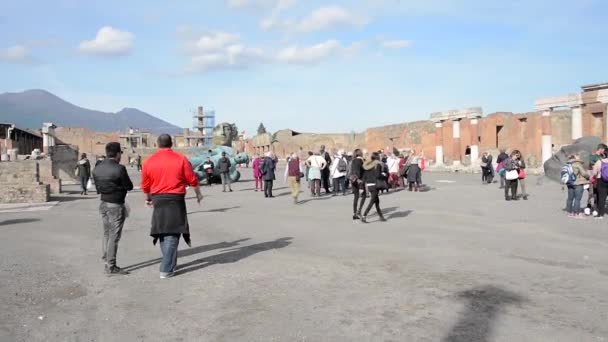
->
xmin=1 ymin=0 xmax=607 ymax=135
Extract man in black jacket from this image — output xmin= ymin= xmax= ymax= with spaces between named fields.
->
xmin=218 ymin=152 xmax=233 ymax=192
xmin=350 ymin=149 xmax=366 ymax=220
xmin=320 ymin=145 xmax=332 ymax=194
xmin=93 ymin=142 xmax=134 ymax=275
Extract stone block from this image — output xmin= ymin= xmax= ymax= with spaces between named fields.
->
xmin=0 ymin=184 xmax=49 ymax=204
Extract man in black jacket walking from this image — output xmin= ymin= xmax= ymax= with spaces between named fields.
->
xmin=320 ymin=145 xmax=332 ymax=194
xmin=496 ymin=149 xmax=509 ymax=189
xmin=93 ymin=142 xmax=134 ymax=275
xmin=218 ymin=152 xmax=233 ymax=192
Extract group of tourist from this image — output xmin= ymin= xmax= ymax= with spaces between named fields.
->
xmin=480 ymin=149 xmax=529 ymax=201
xmin=562 ymin=143 xmax=608 ymax=219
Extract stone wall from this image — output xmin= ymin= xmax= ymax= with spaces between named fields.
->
xmin=55 ymin=127 xmax=119 ymax=158
xmin=38 ymin=160 xmax=62 ymax=194
xmin=0 ymin=161 xmax=50 ymax=203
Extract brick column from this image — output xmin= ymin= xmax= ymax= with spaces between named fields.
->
xmin=452 ymin=119 xmax=461 ymax=166
xmin=541 ymin=109 xmax=552 ymax=164
xmin=470 ymin=118 xmax=479 ymax=165
xmin=571 ymin=105 xmax=583 ymax=141
xmin=434 ymin=121 xmax=443 ymax=165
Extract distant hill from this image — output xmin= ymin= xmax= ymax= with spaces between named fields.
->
xmin=0 ymin=89 xmax=182 ymax=135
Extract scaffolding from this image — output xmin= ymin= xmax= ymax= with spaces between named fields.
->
xmin=185 ymin=106 xmax=216 ymax=146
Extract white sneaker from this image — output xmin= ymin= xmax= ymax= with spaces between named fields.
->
xmin=594 ymin=216 xmax=604 ymax=220
xmin=160 ymin=272 xmax=175 ymax=279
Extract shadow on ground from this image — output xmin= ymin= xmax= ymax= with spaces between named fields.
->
xmin=188 ymin=206 xmax=241 ymax=214
xmin=0 ymin=218 xmax=41 ymax=226
xmin=443 ymin=285 xmax=527 ymax=342
xmin=175 ymin=237 xmax=293 ymax=276
xmin=52 ymin=196 xmax=96 ymax=202
xmin=123 ymin=238 xmax=251 ymax=272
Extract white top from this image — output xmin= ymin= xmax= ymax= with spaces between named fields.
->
xmin=307 ymin=155 xmax=327 ymax=169
xmin=387 ymin=157 xmax=399 ymax=173
xmin=330 ymin=157 xmax=347 ymax=179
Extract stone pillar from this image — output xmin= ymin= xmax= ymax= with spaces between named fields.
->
xmin=541 ymin=109 xmax=553 ymax=164
xmin=434 ymin=121 xmax=443 ymax=165
xmin=571 ymin=105 xmax=583 ymax=141
xmin=452 ymin=119 xmax=461 ymax=166
xmin=42 ymin=132 xmax=50 ymax=154
xmin=470 ymin=118 xmax=479 ymax=165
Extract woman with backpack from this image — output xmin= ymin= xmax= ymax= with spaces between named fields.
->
xmin=592 ymin=153 xmax=608 ymax=219
xmin=330 ymin=150 xmax=348 ymax=196
xmin=406 ymin=152 xmax=421 ymax=192
xmin=565 ymin=154 xmax=589 ymax=218
xmin=503 ymin=151 xmax=520 ymax=201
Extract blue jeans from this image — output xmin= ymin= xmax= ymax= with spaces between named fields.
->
xmin=80 ymin=176 xmax=89 ymax=193
xmin=159 ymin=234 xmax=180 ymax=274
xmin=566 ymin=185 xmax=584 ymax=214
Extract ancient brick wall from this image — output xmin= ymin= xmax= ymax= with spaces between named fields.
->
xmin=0 ymin=161 xmax=49 ymax=203
xmin=38 ymin=160 xmax=62 ymax=194
xmin=55 ymin=127 xmax=119 ymax=158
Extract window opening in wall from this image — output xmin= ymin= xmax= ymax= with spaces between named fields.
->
xmin=496 ymin=125 xmax=504 ymax=148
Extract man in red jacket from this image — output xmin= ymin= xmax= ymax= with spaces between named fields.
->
xmin=141 ymin=134 xmax=203 ymax=279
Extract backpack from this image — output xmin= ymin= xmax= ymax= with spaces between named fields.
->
xmin=338 ymin=158 xmax=347 ymax=172
xmin=601 ymin=162 xmax=608 ymax=182
xmin=560 ymin=164 xmax=576 ymax=185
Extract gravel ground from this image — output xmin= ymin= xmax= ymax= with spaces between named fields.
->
xmin=1 ymin=167 xmax=607 ymax=342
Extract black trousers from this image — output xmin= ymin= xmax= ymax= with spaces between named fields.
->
xmin=264 ymin=180 xmax=274 ymax=197
xmin=321 ymin=169 xmax=331 ymax=193
xmin=363 ymin=185 xmax=382 ymax=217
xmin=505 ymin=179 xmax=518 ymax=198
xmin=352 ymin=181 xmax=367 ymax=214
xmin=597 ymin=179 xmax=608 ymax=216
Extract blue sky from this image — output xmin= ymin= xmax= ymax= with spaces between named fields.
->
xmin=1 ymin=0 xmax=607 ymax=135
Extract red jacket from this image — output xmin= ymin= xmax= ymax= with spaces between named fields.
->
xmin=141 ymin=149 xmax=199 ymax=195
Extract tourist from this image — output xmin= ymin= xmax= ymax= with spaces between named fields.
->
xmin=387 ymin=153 xmax=400 ymax=191
xmin=141 ymin=134 xmax=203 ymax=279
xmin=76 ymin=153 xmax=91 ymax=195
xmin=261 ymin=152 xmax=277 ymax=198
xmin=330 ymin=150 xmax=348 ymax=196
xmin=218 ymin=152 xmax=233 ymax=192
xmin=306 ymin=151 xmax=327 ymax=197
xmin=350 ymin=149 xmax=367 ymax=219
xmin=305 ymin=151 xmax=313 ymax=194
xmin=94 ymin=155 xmax=106 ymax=195
xmin=592 ymin=151 xmax=608 ymax=219
xmin=361 ymin=152 xmax=387 ymax=223
xmin=417 ymin=151 xmax=425 ymax=187
xmin=587 ymin=144 xmax=607 ymax=214
xmin=136 ymin=154 xmax=142 ymax=172
xmin=565 ymin=154 xmax=589 ymax=218
xmin=398 ymin=153 xmax=408 ymax=190
xmin=496 ymin=149 xmax=509 ymax=189
xmin=320 ymin=145 xmax=333 ymax=194
xmin=406 ymin=151 xmax=421 ymax=192
xmin=503 ymin=151 xmax=520 ymax=201
xmin=465 ymin=145 xmax=471 ymax=156
xmin=252 ymin=154 xmax=262 ymax=191
xmin=344 ymin=152 xmax=353 ymax=191
xmin=481 ymin=151 xmax=491 ymax=184
xmin=380 ymin=153 xmax=390 ymax=194
xmin=93 ymin=142 xmax=134 ymax=275
xmin=202 ymin=157 xmax=215 ymax=186
xmin=515 ymin=151 xmax=529 ymax=200
xmin=287 ymin=153 xmax=302 ymax=204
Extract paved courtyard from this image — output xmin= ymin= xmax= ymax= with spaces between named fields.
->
xmin=1 ymin=167 xmax=608 ymax=342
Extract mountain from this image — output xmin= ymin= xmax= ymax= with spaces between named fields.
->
xmin=0 ymin=89 xmax=182 ymax=135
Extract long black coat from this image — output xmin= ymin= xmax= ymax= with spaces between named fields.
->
xmin=261 ymin=157 xmax=276 ymax=181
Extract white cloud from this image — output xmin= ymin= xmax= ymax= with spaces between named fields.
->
xmin=78 ymin=26 xmax=134 ymax=56
xmin=262 ymin=5 xmax=368 ymax=33
xmin=0 ymin=45 xmax=36 ymax=63
xmin=276 ymin=40 xmax=345 ymax=64
xmin=381 ymin=40 xmax=413 ymax=49
xmin=225 ymin=0 xmax=295 ymax=11
xmin=180 ymin=30 xmax=266 ymax=73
